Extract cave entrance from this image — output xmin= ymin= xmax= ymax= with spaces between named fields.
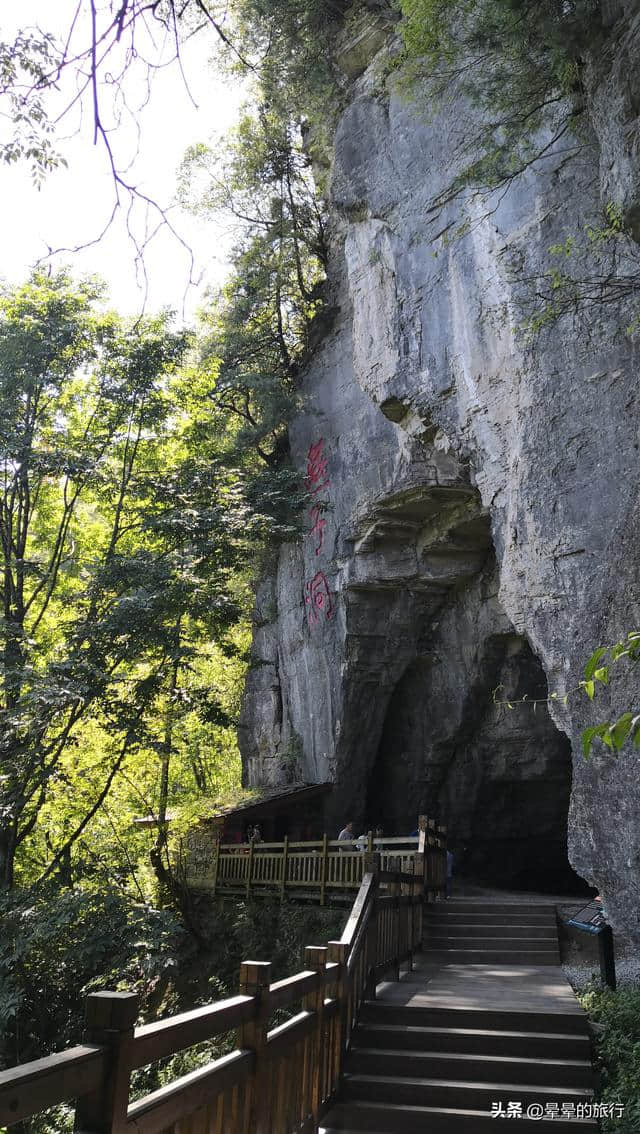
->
xmin=365 ymin=630 xmax=590 ymax=895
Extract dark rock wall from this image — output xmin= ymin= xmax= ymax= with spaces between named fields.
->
xmin=364 ymin=559 xmax=579 ymax=891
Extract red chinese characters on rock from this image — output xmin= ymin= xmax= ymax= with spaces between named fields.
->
xmin=304 ymin=571 xmax=334 ymax=626
xmin=305 ymin=438 xmax=329 ymax=496
xmin=304 ymin=438 xmax=333 ymax=627
xmin=309 ymin=504 xmax=326 ymax=556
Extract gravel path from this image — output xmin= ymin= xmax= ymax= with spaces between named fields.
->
xmin=563 ymin=952 xmax=640 ymax=991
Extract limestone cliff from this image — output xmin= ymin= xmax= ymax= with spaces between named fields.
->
xmin=238 ymin=3 xmax=640 ymax=938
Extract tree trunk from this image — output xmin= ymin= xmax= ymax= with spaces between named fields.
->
xmin=0 ymin=823 xmax=16 ymax=889
xmin=151 ymin=623 xmax=181 ymax=895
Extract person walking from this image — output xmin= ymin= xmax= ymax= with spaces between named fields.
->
xmin=338 ymin=821 xmax=354 ymax=842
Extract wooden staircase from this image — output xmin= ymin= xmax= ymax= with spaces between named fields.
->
xmin=321 ymin=899 xmax=597 ymax=1132
xmin=422 ymin=900 xmax=561 ymax=964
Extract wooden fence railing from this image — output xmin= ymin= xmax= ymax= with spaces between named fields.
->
xmin=184 ymin=823 xmax=447 ymax=905
xmin=0 ymin=824 xmax=446 ymax=1133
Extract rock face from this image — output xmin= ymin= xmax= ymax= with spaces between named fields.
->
xmin=239 ymin=8 xmax=640 ymax=935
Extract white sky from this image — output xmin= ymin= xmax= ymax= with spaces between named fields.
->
xmin=0 ymin=2 xmax=244 ymax=320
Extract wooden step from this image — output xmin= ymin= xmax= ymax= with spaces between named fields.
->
xmin=352 ymin=1022 xmax=592 ymax=1060
xmin=359 ymin=1002 xmax=589 ymax=1035
xmin=341 ymin=1071 xmax=594 ymax=1110
xmin=433 ymin=902 xmax=556 ymax=915
xmin=424 ymin=923 xmax=558 ymax=938
xmin=424 ymin=935 xmax=558 ymax=948
xmin=346 ymin=1047 xmax=594 ymax=1087
xmin=425 ymin=912 xmax=557 ymax=925
xmin=421 ymin=947 xmax=560 ymax=964
xmin=321 ymin=1100 xmax=597 ymax=1132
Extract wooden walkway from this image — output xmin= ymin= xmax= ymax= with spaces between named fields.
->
xmin=1 ymin=857 xmax=602 ymax=1134
xmin=374 ymin=955 xmax=586 ymax=1017
xmin=183 ymin=827 xmax=447 ymax=904
xmin=321 ymin=897 xmax=598 ymax=1132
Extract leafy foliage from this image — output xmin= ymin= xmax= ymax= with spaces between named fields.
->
xmin=0 ymin=887 xmax=186 ymax=1071
xmin=181 ymin=101 xmax=329 ymax=538
xmin=0 ymin=31 xmax=64 ymax=182
xmin=0 ymin=270 xmax=250 ymax=894
xmin=581 ymin=632 xmax=640 ymax=758
xmin=518 ymin=203 xmax=640 ymax=339
xmin=395 ymin=0 xmax=601 ymax=212
xmin=579 ymin=981 xmax=640 ymax=1132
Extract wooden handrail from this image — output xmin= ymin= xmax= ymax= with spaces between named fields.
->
xmin=219 ymin=836 xmax=420 ymax=851
xmin=2 ymin=815 xmax=442 ymax=1132
xmin=0 ymin=1045 xmax=107 ymax=1127
xmin=340 ymin=871 xmax=376 ymax=944
xmin=131 ymin=994 xmax=255 ymax=1070
xmin=266 ymin=1010 xmax=315 ymax=1057
xmin=126 ymin=1049 xmax=255 ymax=1134
xmin=269 ymin=970 xmax=319 ymax=1011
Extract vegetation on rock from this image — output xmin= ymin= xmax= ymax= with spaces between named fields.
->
xmin=579 ymin=981 xmax=640 ymax=1133
xmin=396 ymin=0 xmax=601 ymax=204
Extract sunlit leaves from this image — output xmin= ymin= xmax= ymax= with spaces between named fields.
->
xmin=0 ymin=270 xmax=252 ymax=890
xmin=0 ymin=31 xmax=66 ymax=183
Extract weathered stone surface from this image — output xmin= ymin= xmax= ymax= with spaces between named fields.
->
xmin=239 ymin=12 xmax=640 ymax=935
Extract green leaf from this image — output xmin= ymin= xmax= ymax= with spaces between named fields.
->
xmin=581 ymin=679 xmax=596 ymax=700
xmin=610 ymin=712 xmax=634 ymax=749
xmin=582 ymin=725 xmax=601 ymax=758
xmin=584 ymin=647 xmax=607 ymax=680
xmin=611 ymin=642 xmax=629 ymax=662
xmin=593 ymin=666 xmax=609 ymax=685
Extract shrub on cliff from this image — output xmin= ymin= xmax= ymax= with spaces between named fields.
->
xmin=396 ymin=0 xmax=602 ymax=206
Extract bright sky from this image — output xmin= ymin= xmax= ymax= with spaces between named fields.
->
xmin=0 ymin=2 xmax=244 ymax=320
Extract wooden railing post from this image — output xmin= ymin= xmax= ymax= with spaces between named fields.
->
xmin=390 ymin=870 xmax=401 ymax=981
xmin=211 ymin=835 xmax=220 ymax=895
xmin=412 ymin=844 xmax=425 ymax=962
xmin=363 ymin=853 xmax=380 ymax=999
xmin=238 ymin=960 xmax=271 ymax=1134
xmin=73 ymin=991 xmax=138 ymax=1134
xmin=246 ymin=838 xmax=255 ymax=898
xmin=327 ymin=940 xmax=350 ymax=1069
xmin=280 ymin=835 xmax=289 ymax=900
xmin=303 ymin=945 xmax=327 ymax=1124
xmin=320 ymin=833 xmax=329 ymax=906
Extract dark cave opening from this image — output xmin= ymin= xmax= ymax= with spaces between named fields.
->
xmin=365 ymin=630 xmax=592 ymax=896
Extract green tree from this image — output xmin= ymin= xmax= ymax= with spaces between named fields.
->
xmin=0 ymin=270 xmax=246 ymax=891
xmin=182 ymin=106 xmax=328 ymax=537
